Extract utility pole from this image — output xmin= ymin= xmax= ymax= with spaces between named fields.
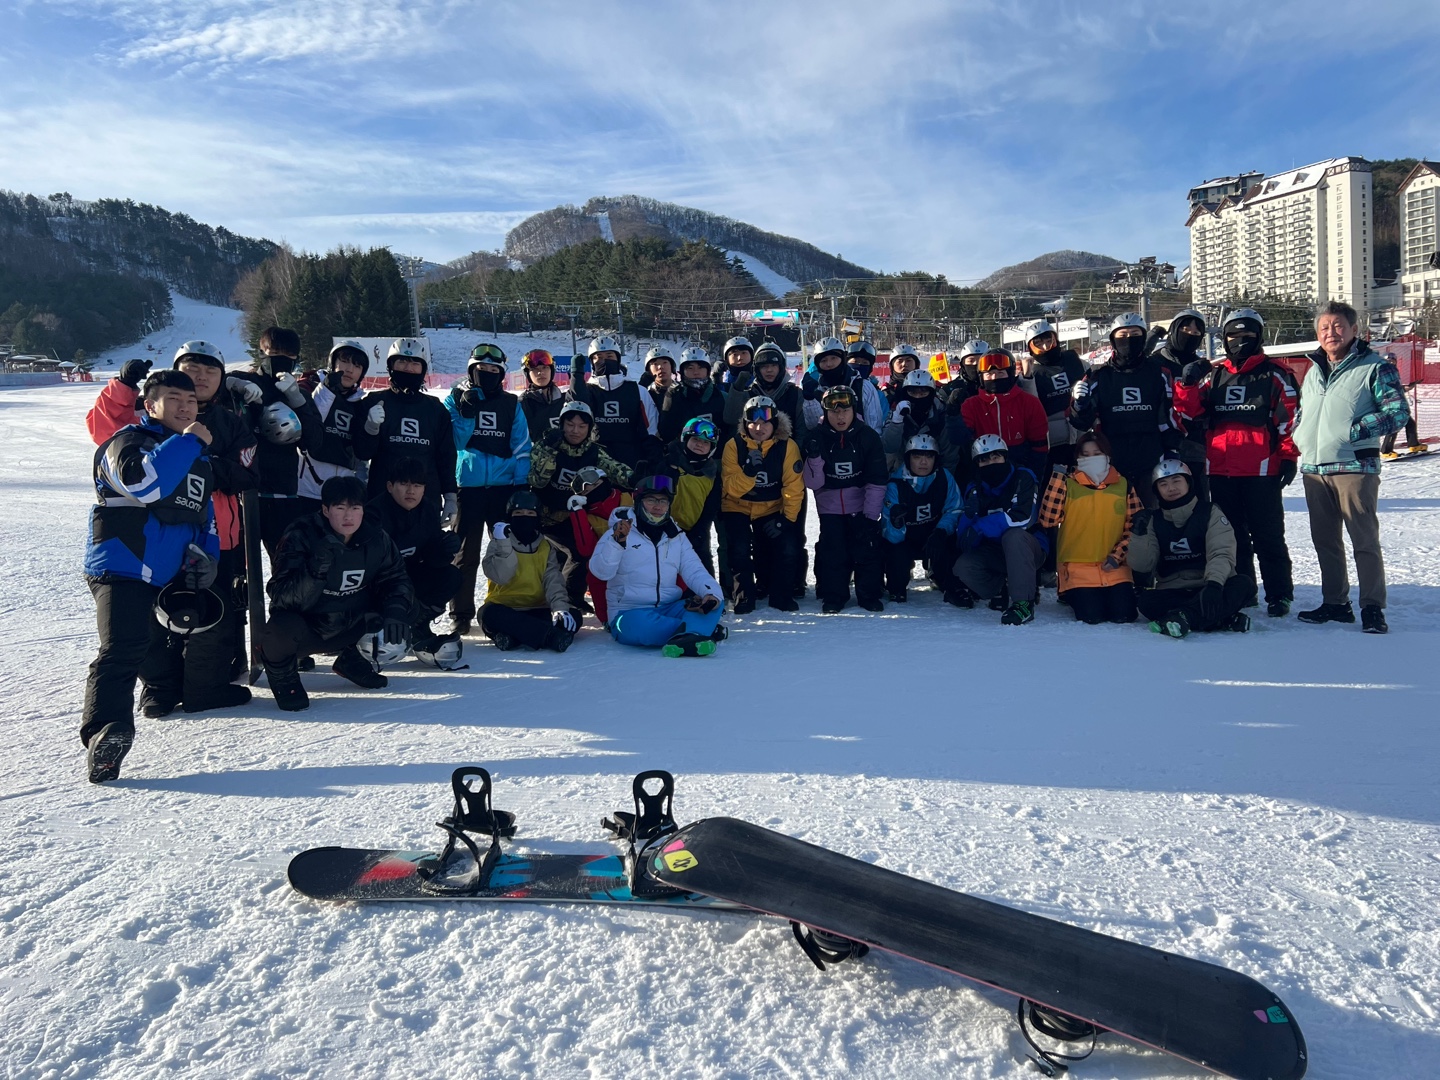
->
xmin=519 ymin=296 xmax=538 ymax=337
xmin=562 ymin=304 xmax=582 ymax=359
xmin=812 ymin=281 xmax=848 ymax=338
xmin=393 ymin=254 xmax=426 ymax=337
xmin=606 ymin=290 xmax=630 ymax=352
xmin=480 ymin=295 xmax=498 ymax=336
xmin=1106 ymin=257 xmax=1178 ymax=326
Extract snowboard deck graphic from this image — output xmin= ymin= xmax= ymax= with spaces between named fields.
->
xmin=650 ymin=817 xmax=1306 ymax=1080
xmin=287 ymin=845 xmax=743 ymax=910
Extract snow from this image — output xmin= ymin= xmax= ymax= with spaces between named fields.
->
xmin=3 ymin=381 xmax=1439 ymax=1077
xmin=594 ymin=210 xmax=615 ymax=244
xmin=726 ymin=251 xmax=799 ymax=299
xmin=90 ymin=292 xmax=251 ymax=375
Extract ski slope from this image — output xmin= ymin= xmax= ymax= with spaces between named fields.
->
xmin=2 ymin=382 xmax=1438 ymax=1078
xmin=90 ymin=293 xmax=251 ymax=375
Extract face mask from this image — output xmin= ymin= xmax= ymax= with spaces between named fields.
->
xmin=684 ymin=376 xmax=708 ymax=391
xmin=962 ymin=363 xmax=980 ymax=383
xmin=908 ymin=396 xmax=933 ymax=423
xmin=983 ymin=375 xmax=1015 ymax=396
xmin=390 ymin=368 xmax=425 ymax=393
xmin=592 ymin=357 xmax=620 ymax=378
xmin=1076 ymin=454 xmax=1109 ymax=485
xmin=1224 ymin=335 xmax=1260 ymax=363
xmin=324 ymin=369 xmax=349 ymax=394
xmin=1172 ymin=329 xmax=1204 ymax=357
xmin=818 ymin=363 xmax=848 ymax=387
xmin=1110 ymin=337 xmax=1146 ymax=368
xmin=978 ymin=461 xmax=1011 ymax=487
xmin=474 ymin=370 xmax=505 ymax=395
xmin=849 ymin=361 xmax=873 ymax=380
xmin=265 ymin=355 xmax=296 ymax=376
xmin=507 ymin=517 xmax=540 ymax=545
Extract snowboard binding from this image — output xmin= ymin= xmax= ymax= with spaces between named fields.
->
xmin=601 ymin=770 xmax=688 ymax=899
xmin=789 ymin=922 xmax=869 ymax=971
xmin=1017 ymin=999 xmax=1097 ymax=1077
xmin=417 ymin=767 xmax=516 ymax=896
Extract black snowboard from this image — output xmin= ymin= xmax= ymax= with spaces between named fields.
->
xmin=649 ymin=817 xmax=1306 ymax=1080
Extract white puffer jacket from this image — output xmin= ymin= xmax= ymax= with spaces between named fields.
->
xmin=588 ymin=509 xmax=723 ymax=613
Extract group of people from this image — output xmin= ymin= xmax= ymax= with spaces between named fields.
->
xmin=78 ymin=300 xmax=1409 ymax=783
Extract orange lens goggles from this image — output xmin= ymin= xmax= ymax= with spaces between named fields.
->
xmin=977 ymin=351 xmax=1013 ymax=373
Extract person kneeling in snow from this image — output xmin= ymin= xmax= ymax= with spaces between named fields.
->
xmin=1126 ymin=458 xmax=1256 ymax=638
xmin=951 ymin=435 xmax=1045 ymax=625
xmin=588 ymin=476 xmax=727 ymax=657
xmin=479 ymin=490 xmax=577 ymax=653
xmin=261 ymin=476 xmax=414 ymax=710
xmin=881 ymin=433 xmax=964 ymax=604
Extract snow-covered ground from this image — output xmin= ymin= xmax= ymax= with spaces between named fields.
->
xmin=90 ymin=294 xmax=251 ymax=375
xmin=726 ymin=251 xmax=799 ymax=300
xmin=2 ymin=381 xmax=1438 ymax=1078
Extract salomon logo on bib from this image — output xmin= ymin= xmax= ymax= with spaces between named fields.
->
xmin=339 ymin=570 xmax=366 ymax=592
xmin=1122 ymin=387 xmax=1142 ymax=405
xmin=477 ymin=412 xmax=498 ymax=430
xmin=400 ymin=418 xmax=421 ymax=438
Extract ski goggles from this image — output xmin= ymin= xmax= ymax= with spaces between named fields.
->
xmin=636 ymin=476 xmax=676 ymax=499
xmin=744 ymin=405 xmax=777 ymax=423
xmin=977 ymin=350 xmax=1014 ymax=372
xmin=683 ymin=419 xmax=718 ymax=442
xmin=470 ymin=343 xmax=507 ymax=363
xmin=523 ymin=349 xmax=555 ymax=369
xmin=820 ymin=387 xmax=856 ymax=411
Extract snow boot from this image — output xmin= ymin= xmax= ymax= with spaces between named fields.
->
xmin=1148 ymin=610 xmax=1191 ymax=639
xmin=662 ymin=631 xmax=716 ymax=658
xmin=1001 ymin=599 xmax=1035 ymax=625
xmin=1361 ymin=605 xmax=1388 ymax=634
xmin=183 ymin=684 xmax=252 ymax=713
xmin=1266 ymin=598 xmax=1292 ymax=618
xmin=1409 ymin=444 xmax=1430 ymax=455
xmin=1297 ymin=601 xmax=1355 ymax=625
xmin=332 ymin=646 xmax=388 ymax=689
xmin=86 ymin=723 xmax=134 ymax=784
xmin=708 ymin=624 xmax=729 ymax=643
xmin=857 ymin=597 xmax=885 ymax=612
xmin=943 ymin=587 xmax=974 ymax=609
xmin=488 ymin=631 xmax=517 ymax=652
xmin=820 ymin=600 xmax=844 ymax=614
xmin=1224 ymin=612 xmax=1252 ymax=633
xmin=768 ymin=593 xmax=798 ymax=612
xmin=297 ymin=655 xmax=316 ymax=672
xmin=988 ymin=585 xmax=1010 ymax=612
xmin=138 ymin=687 xmax=179 ymax=719
xmin=888 ymin=589 xmax=908 ymax=603
xmin=545 ymin=625 xmax=575 ymax=653
xmin=264 ymin=657 xmax=309 ymax=712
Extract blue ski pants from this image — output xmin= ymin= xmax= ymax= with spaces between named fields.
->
xmin=608 ymin=599 xmax=724 ymax=648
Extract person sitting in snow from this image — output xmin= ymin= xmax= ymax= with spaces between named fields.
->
xmin=478 ymin=490 xmax=577 ymax=653
xmin=951 ymin=435 xmax=1045 ymax=625
xmin=588 ymin=475 xmax=727 ymax=657
xmin=1127 ymin=458 xmax=1256 ymax=638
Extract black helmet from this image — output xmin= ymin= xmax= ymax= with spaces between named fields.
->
xmin=154 ymin=585 xmax=225 ymax=636
xmin=506 ymin=489 xmax=540 ymax=516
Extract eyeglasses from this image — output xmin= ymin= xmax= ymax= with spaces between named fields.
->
xmin=471 ymin=344 xmax=506 ymax=363
xmin=745 ymin=406 xmax=777 ymax=423
xmin=977 ymin=351 xmax=1013 ymax=372
xmin=523 ymin=349 xmax=554 ymax=368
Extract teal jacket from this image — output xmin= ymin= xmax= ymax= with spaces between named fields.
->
xmin=1293 ymin=342 xmax=1408 ymax=474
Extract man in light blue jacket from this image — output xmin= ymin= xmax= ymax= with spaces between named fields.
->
xmin=1292 ymin=301 xmax=1409 ymax=634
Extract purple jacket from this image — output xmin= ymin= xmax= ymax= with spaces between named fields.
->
xmin=801 ymin=421 xmax=887 ymax=519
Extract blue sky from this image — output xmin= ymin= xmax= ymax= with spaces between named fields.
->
xmin=3 ymin=0 xmax=1439 ymax=282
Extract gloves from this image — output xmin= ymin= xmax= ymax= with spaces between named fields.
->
xmin=118 ymin=358 xmax=152 ymax=390
xmin=1181 ymin=360 xmax=1210 ymax=388
xmin=955 ymin=525 xmax=981 ymax=554
xmin=310 ymin=534 xmax=344 ymax=578
xmin=888 ymin=504 xmax=908 ymax=529
xmin=441 ymin=492 xmax=458 ymax=530
xmin=760 ymin=516 xmax=785 ymax=540
xmin=1279 ymin=459 xmax=1297 ymax=487
xmin=274 ymin=372 xmax=306 ymax=408
xmin=552 ymin=610 xmax=577 ymax=633
xmin=890 ymin=400 xmax=911 ymax=424
xmin=1130 ymin=510 xmax=1152 ymax=537
xmin=801 ymin=433 xmax=822 ymax=459
xmin=974 ymin=512 xmax=1009 ymax=540
xmin=731 ymin=371 xmax=755 ymax=394
xmin=685 ymin=593 xmax=719 ymax=614
xmin=945 ymin=390 xmax=965 ymax=416
xmin=225 ymin=376 xmax=263 ymax=406
xmin=566 ymin=493 xmax=587 ymax=511
xmin=743 ymin=447 xmax=763 ymax=475
xmin=1196 ymin=581 xmax=1224 ymax=626
xmin=1071 ymin=378 xmax=1092 ymax=402
xmin=365 ymin=401 xmax=386 ymax=435
xmin=180 ymin=543 xmax=218 ymax=591
xmin=492 ymin=521 xmax=511 ymax=541
xmin=459 ymin=387 xmax=482 ymax=417
xmin=383 ymin=618 xmax=409 ymax=649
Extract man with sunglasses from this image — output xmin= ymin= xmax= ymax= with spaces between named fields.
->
xmin=952 ymin=348 xmax=1049 ymax=475
xmin=519 ymin=349 xmax=567 ymax=435
xmin=802 ymin=384 xmax=889 ymax=613
xmin=1069 ymin=313 xmax=1179 ymax=508
xmin=445 ymin=343 xmax=531 ymax=634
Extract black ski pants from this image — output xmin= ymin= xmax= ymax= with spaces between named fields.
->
xmin=1135 ymin=575 xmax=1256 ymax=632
xmin=81 ymin=578 xmax=167 ymax=746
xmin=1064 ymin=583 xmax=1138 ymax=624
xmin=479 ymin=603 xmax=554 ymax=650
xmin=413 ymin=562 xmax=462 ymax=631
xmin=258 ymin=495 xmax=309 ymax=559
xmin=451 ymin=486 xmax=519 ymax=624
xmin=1209 ymin=475 xmax=1292 ymax=604
xmin=1382 ymin=417 xmax=1420 ymax=453
xmin=148 ymin=551 xmax=245 ymax=709
xmin=723 ymin=512 xmax=799 ymax=610
xmin=815 ymin=514 xmax=883 ymax=607
xmin=261 ymin=610 xmax=375 ymax=666
xmin=883 ymin=525 xmax=958 ymax=596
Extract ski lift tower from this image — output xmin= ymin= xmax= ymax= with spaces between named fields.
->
xmin=393 ymin=254 xmax=427 ymax=336
xmin=1106 ymin=257 xmax=1180 ymax=324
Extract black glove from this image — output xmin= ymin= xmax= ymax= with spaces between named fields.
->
xmin=118 ymin=358 xmax=152 ymax=390
xmin=1279 ymin=459 xmax=1297 ymax=487
xmin=801 ymin=433 xmax=822 ymax=459
xmin=684 ymin=593 xmax=719 ymax=614
xmin=310 ymin=534 xmax=344 ymax=578
xmin=743 ymin=447 xmax=764 ymax=475
xmin=802 ymin=383 xmax=819 ymax=402
xmin=180 ymin=543 xmax=218 ymax=591
xmin=732 ymin=370 xmax=755 ymax=395
xmin=760 ymin=516 xmax=785 ymax=540
xmin=383 ymin=618 xmax=410 ymax=647
xmin=1130 ymin=510 xmax=1152 ymax=537
xmin=459 ymin=387 xmax=482 ymax=418
xmin=1196 ymin=581 xmax=1224 ymax=626
xmin=1181 ymin=360 xmax=1209 ymax=388
xmin=888 ymin=504 xmax=908 ymax=529
xmin=945 ymin=390 xmax=965 ymax=416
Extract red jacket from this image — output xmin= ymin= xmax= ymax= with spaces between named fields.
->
xmin=1174 ymin=353 xmax=1298 ymax=478
xmin=960 ymin=385 xmax=1050 ymax=456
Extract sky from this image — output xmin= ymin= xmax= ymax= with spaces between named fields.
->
xmin=3 ymin=0 xmax=1439 ymax=283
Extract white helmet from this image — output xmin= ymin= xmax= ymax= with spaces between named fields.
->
xmin=1109 ymin=313 xmax=1148 ymax=339
xmin=1022 ymin=319 xmax=1056 ymax=345
xmin=588 ymin=335 xmax=622 ymax=358
xmin=387 ymin=337 xmax=427 ymax=363
xmin=1223 ymin=308 xmax=1265 ymax=334
xmin=723 ymin=336 xmax=753 ymax=357
xmin=357 ymin=631 xmax=408 ymax=668
xmin=970 ymin=433 xmax=1009 ymax=459
xmin=413 ymin=633 xmax=463 ymax=670
xmin=753 ymin=341 xmax=787 ymax=367
xmin=173 ymin=340 xmax=224 ymax=367
xmin=903 ymin=369 xmax=936 ymax=390
xmin=644 ymin=344 xmax=677 ymax=368
xmin=1152 ymin=456 xmax=1192 ymax=483
xmin=891 ymin=343 xmax=921 ymax=362
xmin=259 ymin=401 xmax=302 ymax=445
xmin=904 ymin=433 xmax=939 ymax=455
xmin=955 ymin=339 xmax=990 ymax=361
xmin=812 ymin=336 xmax=846 ymax=360
xmin=679 ymin=346 xmax=710 ymax=371
xmin=330 ymin=338 xmax=368 ymax=365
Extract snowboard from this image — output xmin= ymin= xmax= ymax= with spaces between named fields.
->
xmin=649 ymin=817 xmax=1307 ymax=1080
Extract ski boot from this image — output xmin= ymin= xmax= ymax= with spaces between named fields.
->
xmin=1224 ymin=612 xmax=1252 ymax=633
xmin=1266 ymin=598 xmax=1292 ymax=619
xmin=86 ymin=723 xmax=134 ymax=784
xmin=988 ymin=584 xmax=1010 ymax=612
xmin=790 ymin=922 xmax=869 ymax=971
xmin=264 ymin=657 xmax=310 ymax=712
xmin=333 ymin=646 xmax=387 ymax=689
xmin=943 ymin=587 xmax=974 ymax=609
xmin=662 ymin=631 xmax=716 ymax=658
xmin=1148 ymin=610 xmax=1191 ymax=639
xmin=1001 ymin=599 xmax=1035 ymax=625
